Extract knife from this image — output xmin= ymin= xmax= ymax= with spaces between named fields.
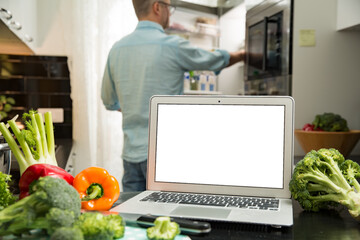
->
xmin=133 ymin=214 xmax=211 ymax=236
xmin=90 ymin=211 xmax=212 ymax=236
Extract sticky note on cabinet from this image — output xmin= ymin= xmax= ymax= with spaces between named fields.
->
xmin=37 ymin=108 xmax=64 ymax=123
xmin=299 ymin=29 xmax=316 ymax=47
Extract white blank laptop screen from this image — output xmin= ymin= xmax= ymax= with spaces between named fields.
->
xmin=155 ymin=104 xmax=285 ymax=189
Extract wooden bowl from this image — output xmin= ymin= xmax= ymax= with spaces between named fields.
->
xmin=295 ymin=129 xmax=360 ymax=157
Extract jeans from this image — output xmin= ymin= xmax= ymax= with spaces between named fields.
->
xmin=122 ymin=159 xmax=147 ymax=192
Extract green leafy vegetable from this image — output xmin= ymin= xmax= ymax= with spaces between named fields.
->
xmin=146 ymin=216 xmax=180 ymax=240
xmin=0 ymin=172 xmax=16 ymax=210
xmin=312 ymin=112 xmax=349 ymax=132
xmin=50 ymin=226 xmax=84 ymax=240
xmin=0 ymin=95 xmax=15 ymax=121
xmin=74 ymin=212 xmax=125 ymax=240
xmin=290 ymin=148 xmax=360 ymax=221
xmin=0 ymin=110 xmax=57 ymax=175
xmin=0 ymin=176 xmax=81 ymax=236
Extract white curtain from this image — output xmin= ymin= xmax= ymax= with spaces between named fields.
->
xmin=59 ymin=0 xmax=138 ymax=187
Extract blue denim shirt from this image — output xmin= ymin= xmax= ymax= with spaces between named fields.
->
xmin=101 ymin=21 xmax=230 ymax=163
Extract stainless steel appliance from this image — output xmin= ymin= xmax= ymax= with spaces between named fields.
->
xmin=244 ymin=0 xmax=293 ymax=95
xmin=0 ymin=136 xmax=11 ymax=175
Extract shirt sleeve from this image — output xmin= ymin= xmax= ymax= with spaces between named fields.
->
xmin=101 ymin=56 xmax=121 ymax=111
xmin=175 ymin=38 xmax=230 ymax=72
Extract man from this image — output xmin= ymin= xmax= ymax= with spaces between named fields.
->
xmin=101 ymin=0 xmax=244 ymax=192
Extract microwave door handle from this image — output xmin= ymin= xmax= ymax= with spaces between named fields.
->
xmin=263 ymin=16 xmax=268 ymax=71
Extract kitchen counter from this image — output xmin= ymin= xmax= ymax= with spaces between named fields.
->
xmin=114 ymin=192 xmax=360 ymax=240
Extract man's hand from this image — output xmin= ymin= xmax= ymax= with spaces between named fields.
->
xmin=228 ymin=50 xmax=245 ymax=67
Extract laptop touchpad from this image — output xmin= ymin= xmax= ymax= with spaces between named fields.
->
xmin=171 ymin=206 xmax=231 ymax=219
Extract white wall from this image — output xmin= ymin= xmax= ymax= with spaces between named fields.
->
xmin=292 ymin=0 xmax=360 ymax=156
xmin=35 ymin=0 xmax=66 ymax=55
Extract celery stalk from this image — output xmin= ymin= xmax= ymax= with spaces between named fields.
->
xmin=35 ymin=113 xmax=48 ymax=160
xmin=29 ymin=112 xmax=43 ymax=162
xmin=8 ymin=120 xmax=35 ymax=165
xmin=0 ymin=111 xmax=58 ymax=175
xmin=0 ymin=122 xmax=28 ymax=172
xmin=45 ymin=112 xmax=56 ymax=163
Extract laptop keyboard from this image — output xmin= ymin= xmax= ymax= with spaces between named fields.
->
xmin=140 ymin=192 xmax=279 ymax=211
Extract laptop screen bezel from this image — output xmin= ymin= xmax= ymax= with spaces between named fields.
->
xmin=147 ymin=95 xmax=294 ymax=199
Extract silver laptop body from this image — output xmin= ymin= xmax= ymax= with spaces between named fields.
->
xmin=112 ymin=95 xmax=294 ymax=227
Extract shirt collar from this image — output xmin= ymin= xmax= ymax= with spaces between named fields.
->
xmin=136 ymin=21 xmax=165 ymax=33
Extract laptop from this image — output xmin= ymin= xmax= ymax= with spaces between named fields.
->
xmin=112 ymin=95 xmax=294 ymax=227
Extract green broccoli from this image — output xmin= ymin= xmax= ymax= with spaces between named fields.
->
xmin=146 ymin=216 xmax=180 ymax=240
xmin=74 ymin=212 xmax=125 ymax=240
xmin=312 ymin=112 xmax=349 ymax=131
xmin=290 ymin=148 xmax=360 ymax=221
xmin=30 ymin=208 xmax=76 ymax=235
xmin=0 ymin=176 xmax=81 ymax=236
xmin=106 ymin=213 xmax=126 ymax=239
xmin=0 ymin=172 xmax=17 ymax=210
xmin=50 ymin=226 xmax=84 ymax=240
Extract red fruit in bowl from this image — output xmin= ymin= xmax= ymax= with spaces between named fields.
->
xmin=302 ymin=123 xmax=314 ymax=131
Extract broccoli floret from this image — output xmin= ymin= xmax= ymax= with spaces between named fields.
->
xmin=340 ymin=160 xmax=360 ymax=192
xmin=312 ymin=112 xmax=349 ymax=131
xmin=74 ymin=212 xmax=125 ymax=240
xmin=146 ymin=216 xmax=180 ymax=240
xmin=106 ymin=214 xmax=126 ymax=239
xmin=30 ymin=175 xmax=81 ymax=218
xmin=0 ymin=176 xmax=81 ymax=236
xmin=290 ymin=148 xmax=360 ymax=221
xmin=50 ymin=226 xmax=84 ymax=240
xmin=31 ymin=208 xmax=76 ymax=235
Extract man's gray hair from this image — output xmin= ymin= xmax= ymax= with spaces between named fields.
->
xmin=132 ymin=0 xmax=157 ymax=19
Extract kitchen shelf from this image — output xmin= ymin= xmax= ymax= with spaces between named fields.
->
xmin=0 ymin=53 xmax=72 ymax=139
xmin=184 ymin=90 xmax=222 ymax=95
xmin=166 ymin=23 xmax=220 ymax=38
xmin=0 ymin=91 xmax=70 ymax=95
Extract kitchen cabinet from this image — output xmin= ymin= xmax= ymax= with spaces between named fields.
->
xmin=336 ymin=0 xmax=360 ymax=31
xmin=0 ymin=54 xmax=72 ymax=139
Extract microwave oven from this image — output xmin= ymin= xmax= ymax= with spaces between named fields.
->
xmin=244 ymin=0 xmax=293 ymax=95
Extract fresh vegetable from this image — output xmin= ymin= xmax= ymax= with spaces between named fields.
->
xmin=302 ymin=123 xmax=316 ymax=131
xmin=289 ymin=148 xmax=360 ymax=221
xmin=0 ymin=110 xmax=58 ymax=175
xmin=74 ymin=211 xmax=125 ymax=239
xmin=50 ymin=226 xmax=84 ymax=240
xmin=0 ymin=172 xmax=16 ymax=210
xmin=19 ymin=163 xmax=74 ymax=199
xmin=146 ymin=216 xmax=180 ymax=240
xmin=0 ymin=95 xmax=15 ymax=121
xmin=31 ymin=207 xmax=76 ymax=235
xmin=73 ymin=167 xmax=120 ymax=211
xmin=312 ymin=112 xmax=349 ymax=132
xmin=0 ymin=176 xmax=81 ymax=236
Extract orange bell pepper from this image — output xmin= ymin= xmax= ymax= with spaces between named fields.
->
xmin=73 ymin=166 xmax=120 ymax=211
